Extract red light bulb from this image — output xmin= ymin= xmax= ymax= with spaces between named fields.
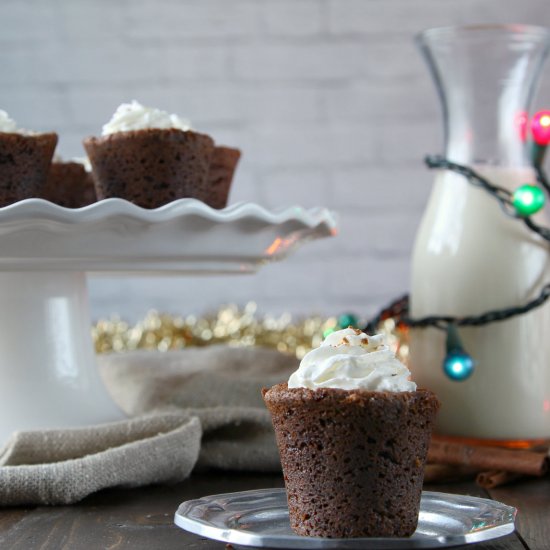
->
xmin=515 ymin=111 xmax=528 ymax=142
xmin=531 ymin=110 xmax=550 ymax=145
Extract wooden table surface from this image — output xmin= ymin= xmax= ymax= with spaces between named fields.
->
xmin=1 ymin=472 xmax=548 ymax=549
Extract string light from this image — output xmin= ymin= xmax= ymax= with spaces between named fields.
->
xmin=531 ymin=111 xmax=550 ymax=145
xmin=443 ymin=351 xmax=475 ymax=381
xmin=531 ymin=110 xmax=550 ymax=168
xmin=424 ymin=156 xmax=550 ymax=240
xmin=512 ymin=184 xmax=546 ymax=217
xmin=366 ymin=149 xmax=550 ymax=381
xmin=93 ymin=112 xmax=550 ymax=384
xmin=443 ymin=324 xmax=474 ymax=381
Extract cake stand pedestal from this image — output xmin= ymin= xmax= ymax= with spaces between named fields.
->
xmin=0 ymin=271 xmax=123 ymax=438
xmin=0 ymin=199 xmax=336 ymax=444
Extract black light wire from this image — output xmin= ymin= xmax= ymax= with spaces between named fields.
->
xmin=365 ymin=156 xmax=550 ymax=333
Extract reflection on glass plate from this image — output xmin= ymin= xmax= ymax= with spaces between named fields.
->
xmin=0 ymin=199 xmax=337 ymax=273
xmin=174 ymin=488 xmax=516 ymax=549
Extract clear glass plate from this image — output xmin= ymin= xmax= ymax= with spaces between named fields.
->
xmin=174 ymin=488 xmax=516 ymax=549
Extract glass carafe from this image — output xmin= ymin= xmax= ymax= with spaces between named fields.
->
xmin=410 ymin=25 xmax=550 ymax=443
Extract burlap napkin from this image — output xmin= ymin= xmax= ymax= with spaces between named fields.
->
xmin=0 ymin=345 xmax=298 ymax=506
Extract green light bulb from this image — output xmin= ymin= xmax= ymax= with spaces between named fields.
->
xmin=512 ymin=184 xmax=545 ymax=217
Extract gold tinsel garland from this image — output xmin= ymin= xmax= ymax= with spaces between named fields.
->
xmin=92 ymin=302 xmax=410 ymax=363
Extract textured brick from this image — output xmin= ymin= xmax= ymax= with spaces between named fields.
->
xmin=0 ymin=1 xmax=56 ymax=42
xmin=335 ymin=212 xmax=420 ymax=256
xmin=242 ymin=123 xmax=377 ymax=168
xmin=261 ymin=168 xmax=331 ymax=208
xmin=0 ymin=43 xmax=230 ymax=87
xmin=322 ymin=80 xmax=438 ymax=122
xmin=327 ymin=255 xmax=411 ymax=304
xmin=294 ymin=207 xmax=421 ymax=265
xmin=231 ymin=41 xmax=367 ymax=80
xmin=65 ymin=87 xmax=131 ymax=130
xmin=379 ymin=120 xmax=440 ymax=164
xmin=88 ymin=275 xmax=266 ymax=323
xmin=226 ymin=168 xmax=263 ymax=205
xmin=2 ymin=0 xmax=549 ymax=321
xmin=48 ymin=45 xmax=160 ymax=85
xmin=328 ymin=166 xmax=433 ymax=212
xmin=240 ymin=87 xmax=322 ymax=123
xmin=261 ymin=0 xmax=325 ymax=36
xmin=0 ymin=49 xmax=58 ymax=85
xmin=260 ymin=260 xmax=330 ymax=299
xmin=153 ymin=45 xmax=231 ymax=80
xmin=120 ymin=86 xmax=244 ymax=126
xmin=126 ymin=0 xmax=260 ymax=39
xmin=55 ymin=44 xmax=229 ymax=84
xmin=122 ymin=86 xmax=322 ymax=127
xmin=327 ymin=0 xmax=463 ymax=35
xmin=361 ymin=40 xmax=424 ymax=81
xmin=53 ymin=0 xmax=129 ymax=41
xmin=0 ymin=89 xmax=69 ymax=131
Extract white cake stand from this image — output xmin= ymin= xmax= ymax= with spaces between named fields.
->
xmin=0 ymin=199 xmax=337 ymax=444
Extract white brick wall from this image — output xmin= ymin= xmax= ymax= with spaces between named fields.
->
xmin=1 ymin=0 xmax=550 ymax=323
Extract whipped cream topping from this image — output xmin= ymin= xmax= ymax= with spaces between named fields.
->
xmin=0 ymin=110 xmax=19 ymax=133
xmin=288 ymin=327 xmax=417 ymax=392
xmin=101 ymin=100 xmax=192 ymax=136
xmin=52 ymin=155 xmax=92 ymax=172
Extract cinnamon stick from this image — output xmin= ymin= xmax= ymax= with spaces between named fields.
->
xmin=428 ymin=440 xmax=548 ymax=477
xmin=476 ymin=470 xmax=524 ymax=489
xmin=424 ymin=464 xmax=478 ymax=484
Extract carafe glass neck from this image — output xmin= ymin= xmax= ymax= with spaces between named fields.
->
xmin=417 ymin=25 xmax=550 ymax=167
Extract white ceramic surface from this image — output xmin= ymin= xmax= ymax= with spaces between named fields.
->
xmin=0 ymin=271 xmax=125 ymax=444
xmin=410 ymin=166 xmax=550 ymax=440
xmin=0 ymin=199 xmax=338 ymax=273
xmin=0 ymin=200 xmax=337 ymax=444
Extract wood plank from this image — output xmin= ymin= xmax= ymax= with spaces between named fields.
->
xmin=0 ymin=473 xmax=285 ymax=550
xmin=0 ymin=475 xmax=531 ymax=549
xmin=0 ymin=508 xmax=30 ymax=531
xmin=488 ymin=476 xmax=550 ymax=550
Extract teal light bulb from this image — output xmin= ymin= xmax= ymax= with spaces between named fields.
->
xmin=337 ymin=313 xmax=359 ymax=329
xmin=443 ymin=324 xmax=474 ymax=381
xmin=443 ymin=350 xmax=474 ymax=381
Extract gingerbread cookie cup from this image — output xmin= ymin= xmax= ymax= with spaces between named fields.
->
xmin=207 ymin=146 xmax=241 ymax=209
xmin=84 ymin=128 xmax=215 ymax=209
xmin=42 ymin=161 xmax=96 ymax=208
xmin=0 ymin=132 xmax=57 ymax=206
xmin=262 ymin=383 xmax=440 ymax=538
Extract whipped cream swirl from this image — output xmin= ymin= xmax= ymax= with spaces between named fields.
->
xmin=288 ymin=327 xmax=416 ymax=392
xmin=0 ymin=110 xmax=20 ymax=133
xmin=102 ymin=100 xmax=192 ymax=136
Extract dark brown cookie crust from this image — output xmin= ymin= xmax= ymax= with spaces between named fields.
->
xmin=83 ymin=128 xmax=215 ymax=209
xmin=207 ymin=146 xmax=240 ymax=209
xmin=42 ymin=162 xmax=96 ymax=208
xmin=262 ymin=383 xmax=440 ymax=538
xmin=0 ymin=132 xmax=58 ymax=207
